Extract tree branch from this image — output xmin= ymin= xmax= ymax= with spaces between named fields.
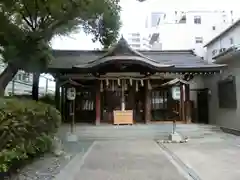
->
xmin=34 ymin=0 xmax=39 ymax=28
xmin=21 ymin=0 xmax=35 ymax=30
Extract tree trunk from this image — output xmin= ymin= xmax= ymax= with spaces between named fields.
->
xmin=32 ymin=73 xmax=40 ymax=101
xmin=0 ymin=64 xmax=19 ymax=96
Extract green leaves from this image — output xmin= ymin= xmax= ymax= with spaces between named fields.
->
xmin=0 ymin=0 xmax=121 ymax=73
xmin=0 ymin=97 xmax=61 ymax=172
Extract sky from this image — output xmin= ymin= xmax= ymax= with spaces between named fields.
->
xmin=51 ymin=0 xmax=240 ymax=50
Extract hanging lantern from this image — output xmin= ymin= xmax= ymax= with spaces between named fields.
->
xmin=129 ymin=78 xmax=133 ymax=86
xmin=136 ymin=80 xmax=139 ymax=92
xmin=140 ymin=79 xmax=144 ymax=86
xmin=100 ymin=80 xmax=103 ymax=92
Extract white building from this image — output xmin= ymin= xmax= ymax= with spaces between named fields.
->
xmin=125 ymin=32 xmax=151 ymax=50
xmin=0 ymin=63 xmax=55 ymax=96
xmin=146 ymin=10 xmax=236 ymax=55
xmin=204 ymin=19 xmax=240 ymax=131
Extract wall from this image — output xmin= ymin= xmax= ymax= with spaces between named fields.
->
xmin=189 ymin=76 xmax=204 ymax=107
xmin=204 ymin=59 xmax=240 ymax=129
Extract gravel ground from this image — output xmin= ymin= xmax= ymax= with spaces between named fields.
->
xmin=10 ymin=139 xmax=94 ymax=180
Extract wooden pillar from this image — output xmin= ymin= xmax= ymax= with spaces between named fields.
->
xmin=185 ymin=84 xmax=191 ymax=124
xmin=95 ymin=81 xmax=101 ymax=125
xmin=55 ymin=79 xmax=60 ymax=110
xmin=179 ymin=84 xmax=185 ymax=122
xmin=144 ymin=80 xmax=151 ymax=124
xmin=60 ymin=86 xmax=65 ymax=121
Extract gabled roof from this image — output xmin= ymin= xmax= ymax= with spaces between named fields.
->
xmin=91 ymin=36 xmax=158 ymax=63
xmin=49 ymin=38 xmax=226 ymax=72
xmin=73 ymin=36 xmax=173 ymax=70
xmin=161 ymin=78 xmax=189 ymax=87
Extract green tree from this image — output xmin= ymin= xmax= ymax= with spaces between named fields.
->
xmin=0 ymin=0 xmax=121 ymax=96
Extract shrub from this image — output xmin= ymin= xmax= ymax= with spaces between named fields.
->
xmin=5 ymin=93 xmax=56 ymax=106
xmin=0 ymin=98 xmax=61 ymax=172
xmin=39 ymin=94 xmax=55 ymax=106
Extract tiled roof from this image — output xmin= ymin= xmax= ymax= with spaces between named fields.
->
xmin=49 ymin=49 xmax=225 ymax=71
xmin=49 ymin=37 xmax=226 ymax=72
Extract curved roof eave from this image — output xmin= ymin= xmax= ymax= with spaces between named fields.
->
xmin=88 ymin=36 xmax=160 ymax=64
xmin=73 ymin=56 xmax=174 ymax=69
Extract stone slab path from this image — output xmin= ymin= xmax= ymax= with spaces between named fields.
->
xmin=70 ymin=140 xmax=188 ymax=180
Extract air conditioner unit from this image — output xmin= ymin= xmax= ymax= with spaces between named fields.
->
xmin=219 ymin=48 xmax=226 ymax=53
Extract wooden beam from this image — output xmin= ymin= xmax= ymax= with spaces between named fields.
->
xmin=185 ymin=84 xmax=192 ymax=124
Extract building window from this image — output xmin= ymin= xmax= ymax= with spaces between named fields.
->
xmin=179 ymin=15 xmax=186 ymax=23
xmin=230 ymin=37 xmax=234 ymax=45
xmin=194 ymin=16 xmax=201 ymax=24
xmin=212 ymin=49 xmax=218 ymax=56
xmin=22 ymin=73 xmax=30 ymax=82
xmin=17 ymin=73 xmax=22 ymax=81
xmin=151 ymin=90 xmax=168 ymax=110
xmin=131 ymin=38 xmax=140 ymax=42
xmin=212 ymin=26 xmax=216 ymax=30
xmin=131 ymin=33 xmax=140 ymax=37
xmin=195 ymin=37 xmax=203 ymax=44
xmin=131 ymin=44 xmax=141 ymax=48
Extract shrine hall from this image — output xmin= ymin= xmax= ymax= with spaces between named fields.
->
xmin=48 ymin=37 xmax=226 ymax=125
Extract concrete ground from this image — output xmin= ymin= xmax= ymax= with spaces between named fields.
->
xmin=73 ymin=140 xmax=188 ymax=180
xmin=57 ymin=123 xmax=220 ymax=140
xmin=54 ymin=124 xmax=240 ymax=180
xmin=163 ymin=131 xmax=240 ymax=180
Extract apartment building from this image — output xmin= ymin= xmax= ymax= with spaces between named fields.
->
xmin=146 ymin=10 xmax=236 ymax=55
xmin=0 ymin=63 xmax=54 ymax=96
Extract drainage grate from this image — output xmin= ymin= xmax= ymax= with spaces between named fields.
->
xmin=157 ymin=142 xmax=202 ymax=180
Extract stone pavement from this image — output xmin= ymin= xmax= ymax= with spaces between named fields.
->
xmin=57 ymin=123 xmax=220 ymax=140
xmin=71 ymin=140 xmax=189 ymax=180
xmin=14 ymin=124 xmax=240 ymax=180
xmin=163 ymin=131 xmax=240 ymax=180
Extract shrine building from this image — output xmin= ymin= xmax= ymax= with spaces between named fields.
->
xmin=48 ymin=37 xmax=226 ymax=125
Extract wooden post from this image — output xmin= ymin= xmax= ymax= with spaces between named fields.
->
xmin=70 ymin=99 xmax=75 ymax=133
xmin=95 ymin=81 xmax=101 ymax=125
xmin=55 ymin=79 xmax=60 ymax=110
xmin=144 ymin=80 xmax=151 ymax=124
xmin=185 ymin=84 xmax=191 ymax=124
xmin=121 ymin=80 xmax=125 ymax=111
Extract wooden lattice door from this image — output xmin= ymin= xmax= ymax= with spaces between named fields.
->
xmin=75 ymin=88 xmax=95 ymax=123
